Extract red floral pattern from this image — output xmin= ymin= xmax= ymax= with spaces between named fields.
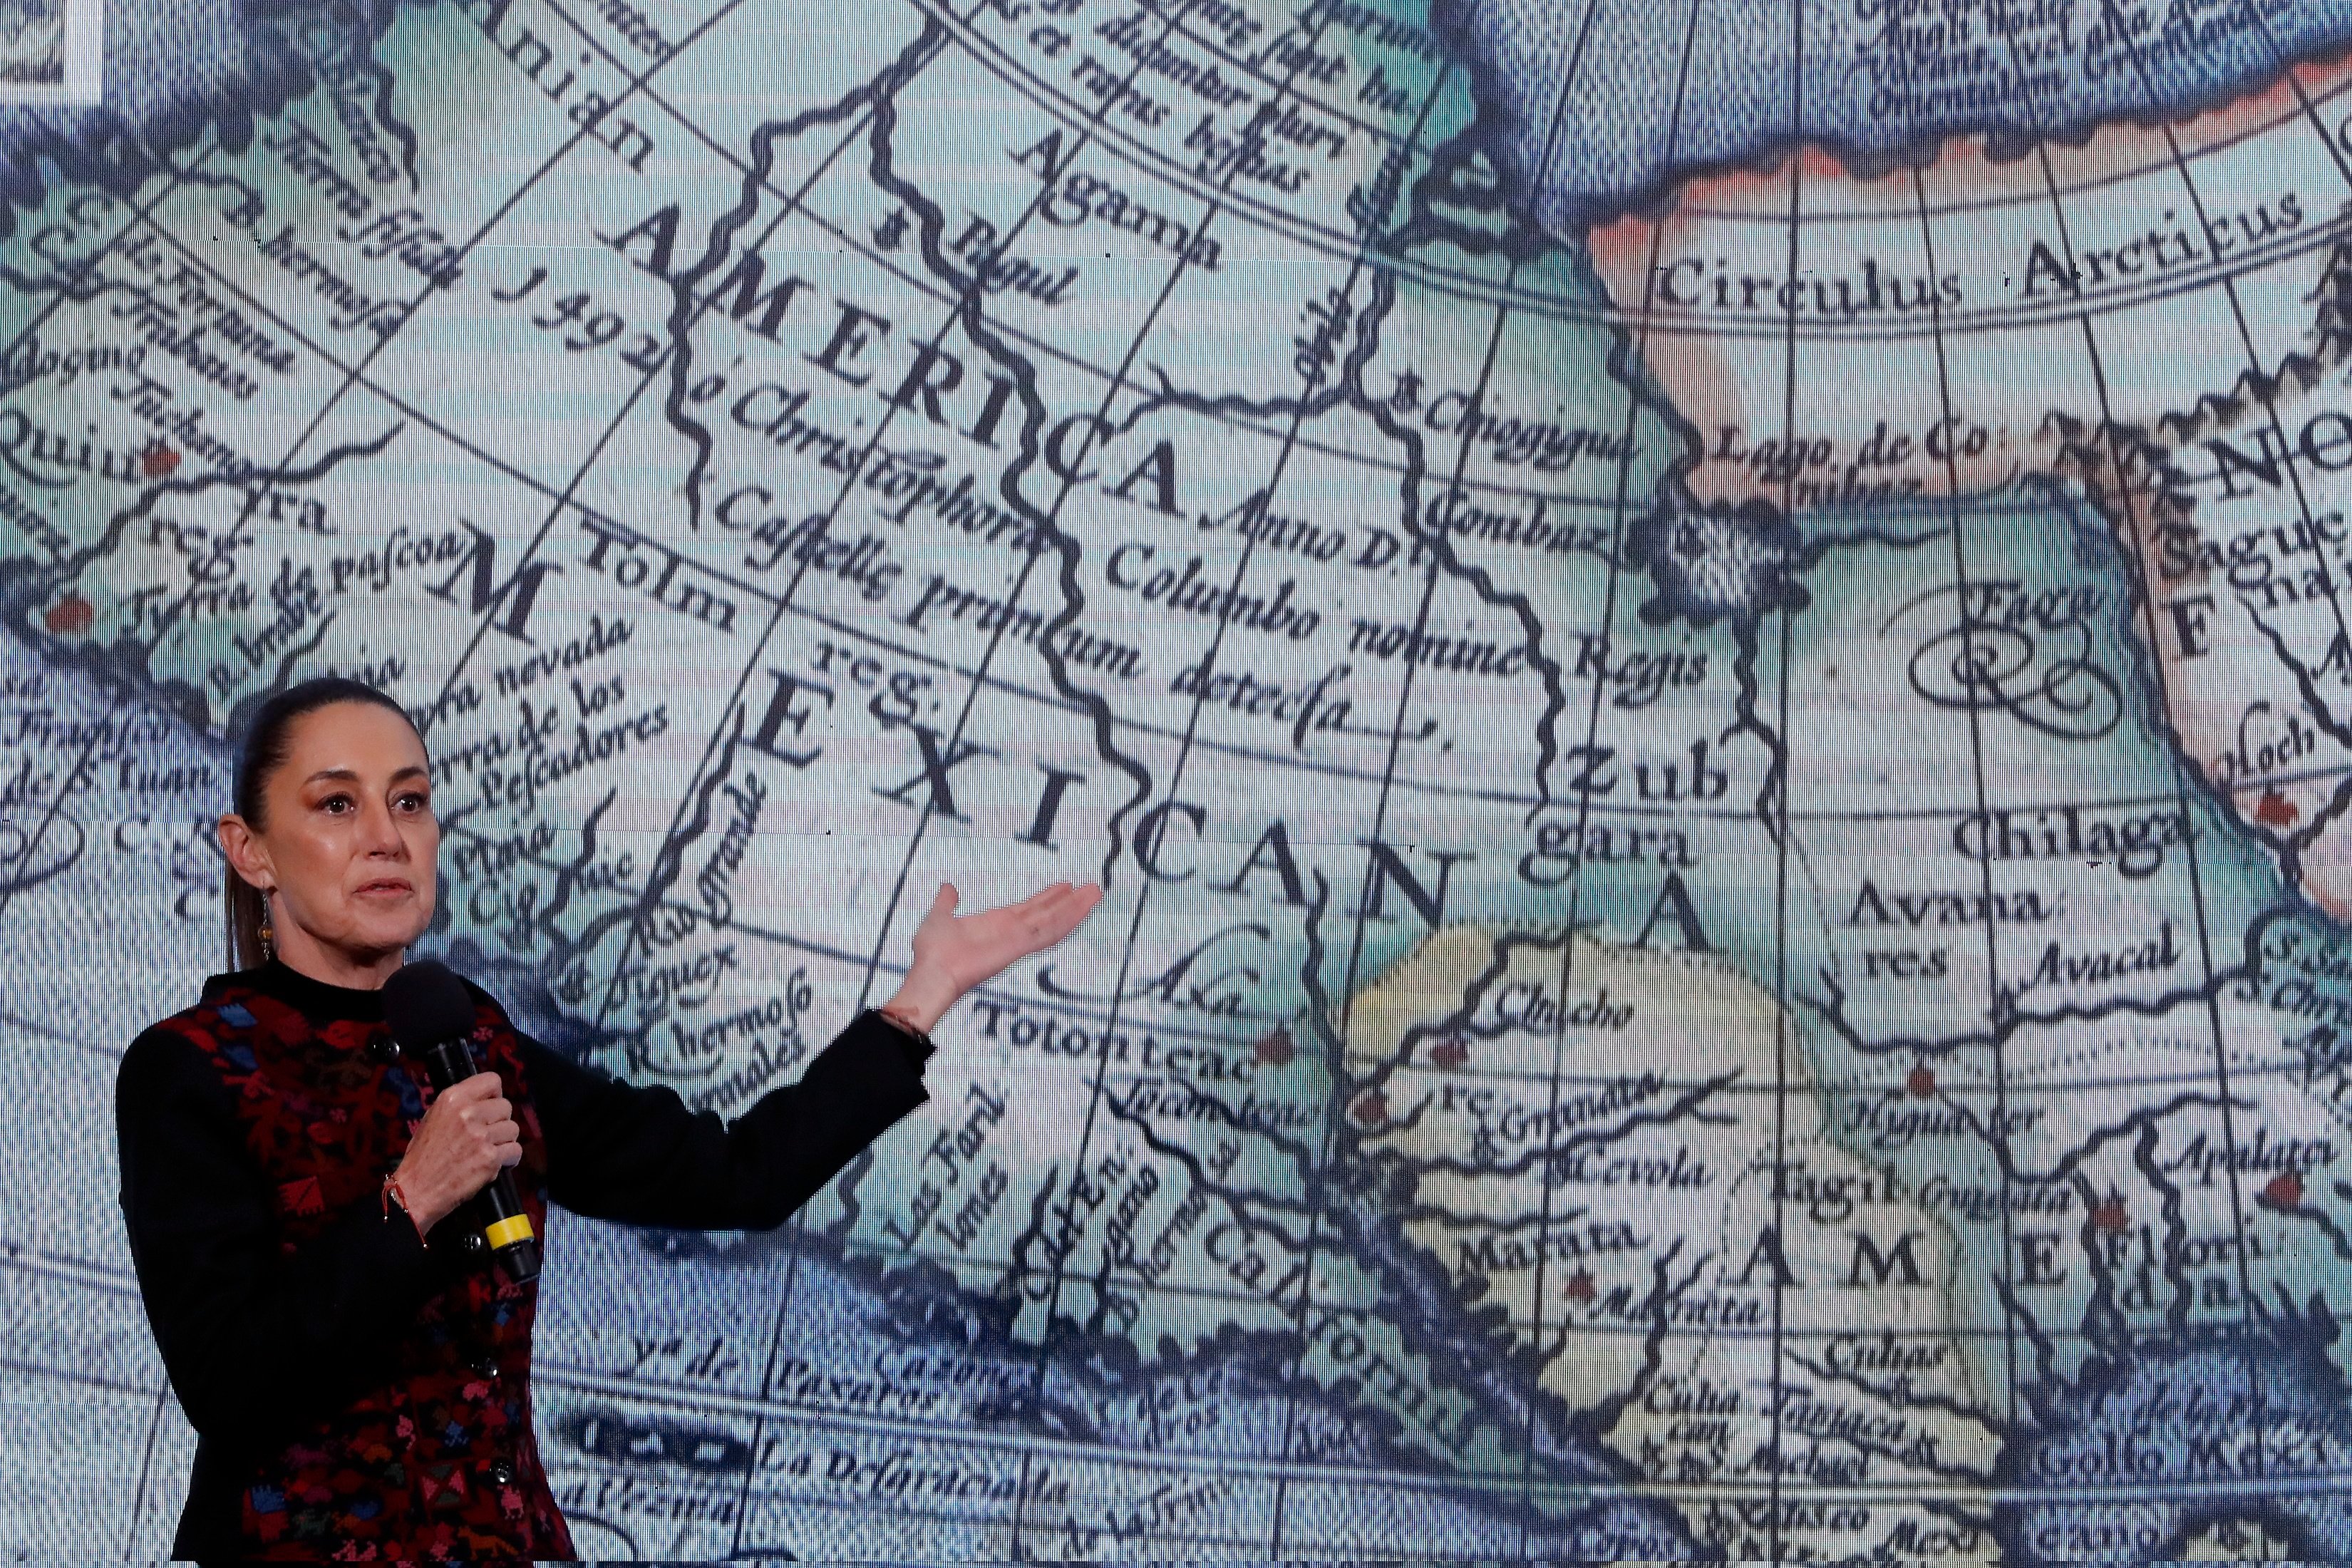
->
xmin=153 ymin=981 xmax=574 ymax=1562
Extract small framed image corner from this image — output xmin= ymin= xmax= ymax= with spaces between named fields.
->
xmin=0 ymin=0 xmax=100 ymax=106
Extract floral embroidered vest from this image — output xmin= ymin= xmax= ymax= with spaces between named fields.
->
xmin=155 ymin=965 xmax=574 ymax=1562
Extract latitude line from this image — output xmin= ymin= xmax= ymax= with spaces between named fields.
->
xmin=542 ymin=1330 xmax=2352 ymax=1503
xmin=83 ymin=176 xmax=1698 ymax=530
xmin=3 ymin=1211 xmax=2268 ymax=1376
xmin=408 ymin=0 xmax=961 ymax=755
xmin=91 ymin=184 xmax=1688 ymax=765
xmin=123 ymin=154 xmax=2352 ymax=840
xmin=0 ymin=1215 xmax=2310 ymax=1360
xmin=120 ymin=0 xmax=761 ymax=677
xmin=52 ymin=187 xmax=2312 ymax=832
xmin=38 ymin=770 xmax=2310 ymax=1113
xmin=418 ymin=1333 xmax=2352 ymax=1502
xmin=485 ymin=9 xmax=1696 ymax=527
xmin=894 ymin=0 xmax=2352 ymax=348
xmin=56 ymin=63 xmax=2152 ymax=592
xmin=361 ymin=821 xmax=2352 ymax=1105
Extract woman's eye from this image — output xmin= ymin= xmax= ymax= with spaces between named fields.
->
xmin=396 ymin=793 xmax=431 ymax=814
xmin=320 ymin=795 xmax=351 ymax=814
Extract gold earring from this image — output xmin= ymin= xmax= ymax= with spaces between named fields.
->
xmin=258 ymin=894 xmax=275 ymax=963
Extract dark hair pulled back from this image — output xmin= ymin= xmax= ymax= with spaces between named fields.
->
xmin=224 ymin=676 xmax=422 ymax=970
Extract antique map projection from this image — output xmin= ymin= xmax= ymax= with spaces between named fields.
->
xmin=12 ymin=0 xmax=2352 ymax=1559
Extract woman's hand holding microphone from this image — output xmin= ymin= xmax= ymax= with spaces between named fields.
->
xmin=390 ymin=1073 xmax=519 ymax=1234
xmin=387 ymin=880 xmax=1103 ymax=1234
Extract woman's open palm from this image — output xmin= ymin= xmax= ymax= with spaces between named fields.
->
xmin=907 ymin=880 xmax=1102 ymax=1007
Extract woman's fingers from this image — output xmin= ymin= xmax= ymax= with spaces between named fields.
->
xmin=918 ymin=880 xmax=1104 ymax=990
xmin=1012 ymin=882 xmax=1099 ymax=950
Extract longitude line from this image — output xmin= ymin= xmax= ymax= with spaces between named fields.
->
xmin=1993 ymin=11 xmax=2276 ymax=1547
xmin=1502 ymin=0 xmax=1702 ymax=1554
xmin=2087 ymin=0 xmax=2346 ymax=1499
xmin=1229 ymin=0 xmax=1624 ymax=1552
xmin=2006 ymin=49 xmax=2276 ymax=1552
xmin=991 ymin=19 xmax=1458 ymax=1554
xmin=558 ymin=3 xmax=1241 ymax=1552
xmin=2065 ymin=216 xmax=2281 ymax=1567
xmin=582 ymin=0 xmax=1200 ymax=1048
xmin=1907 ymin=170 xmax=2021 ymax=1431
xmin=825 ymin=21 xmax=1239 ymax=1564
xmin=1765 ymin=4 xmax=1804 ymax=1557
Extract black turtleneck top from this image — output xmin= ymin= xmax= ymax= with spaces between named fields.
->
xmin=113 ymin=958 xmax=932 ymax=1560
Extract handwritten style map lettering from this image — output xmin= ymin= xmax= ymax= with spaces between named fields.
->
xmin=22 ymin=0 xmax=2352 ymax=1558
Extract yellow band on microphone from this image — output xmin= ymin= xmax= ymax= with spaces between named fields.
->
xmin=484 ymin=1214 xmax=535 ymax=1249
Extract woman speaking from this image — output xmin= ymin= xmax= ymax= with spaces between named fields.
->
xmin=113 ymin=676 xmax=1100 ymax=1562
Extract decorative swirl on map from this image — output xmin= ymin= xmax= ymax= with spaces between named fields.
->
xmin=0 ymin=808 xmax=81 ymax=894
xmin=1883 ymin=584 xmax=2123 ymax=742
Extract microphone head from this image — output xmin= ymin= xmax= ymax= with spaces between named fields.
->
xmin=383 ymin=959 xmax=477 ymax=1050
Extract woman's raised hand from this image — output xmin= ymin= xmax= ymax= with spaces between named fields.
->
xmin=883 ymin=880 xmax=1103 ymax=1033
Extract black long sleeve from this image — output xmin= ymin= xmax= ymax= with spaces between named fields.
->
xmin=116 ymin=999 xmax=930 ymax=1464
xmin=113 ymin=1026 xmax=462 ymax=1455
xmin=521 ymin=1009 xmax=932 ymax=1232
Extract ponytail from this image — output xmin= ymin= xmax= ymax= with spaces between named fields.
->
xmin=224 ymin=872 xmax=272 ymax=971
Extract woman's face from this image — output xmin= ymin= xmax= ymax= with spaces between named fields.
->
xmin=220 ymin=701 xmax=438 ymax=971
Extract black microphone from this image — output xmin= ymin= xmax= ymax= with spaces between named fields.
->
xmin=383 ymin=960 xmax=541 ymax=1286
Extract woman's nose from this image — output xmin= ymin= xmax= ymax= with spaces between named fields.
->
xmin=360 ymin=797 xmax=406 ymax=853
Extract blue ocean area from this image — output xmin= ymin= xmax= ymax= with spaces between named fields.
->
xmin=2001 ymin=1303 xmax=2352 ymax=1563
